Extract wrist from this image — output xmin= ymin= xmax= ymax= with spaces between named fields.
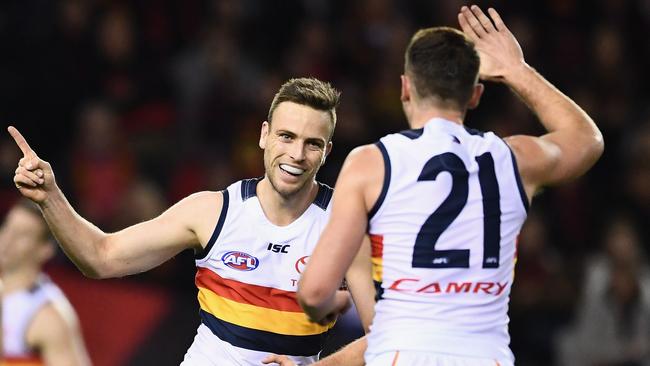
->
xmin=502 ymin=61 xmax=532 ymax=85
xmin=39 ymin=188 xmax=65 ymax=210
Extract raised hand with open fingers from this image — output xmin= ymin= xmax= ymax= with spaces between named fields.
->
xmin=8 ymin=126 xmax=57 ymax=203
xmin=458 ymin=6 xmax=525 ymax=81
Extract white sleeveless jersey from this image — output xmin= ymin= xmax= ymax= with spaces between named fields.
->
xmin=2 ymin=275 xmax=69 ymax=365
xmin=366 ymin=118 xmax=528 ymax=364
xmin=183 ymin=178 xmax=335 ymax=366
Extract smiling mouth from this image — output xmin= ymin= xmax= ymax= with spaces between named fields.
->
xmin=279 ymin=164 xmax=305 ymax=176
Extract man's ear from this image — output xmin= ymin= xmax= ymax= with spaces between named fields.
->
xmin=322 ymin=141 xmax=333 ymax=164
xmin=400 ymin=75 xmax=411 ymax=102
xmin=259 ymin=121 xmax=270 ymax=149
xmin=467 ymin=83 xmax=484 ymax=110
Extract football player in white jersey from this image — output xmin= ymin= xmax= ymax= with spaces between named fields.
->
xmin=297 ymin=6 xmax=604 ymax=366
xmin=8 ymin=78 xmax=376 ymax=365
xmin=1 ymin=200 xmax=91 ymax=366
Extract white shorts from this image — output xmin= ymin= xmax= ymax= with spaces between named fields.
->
xmin=366 ymin=351 xmax=512 ymax=366
xmin=181 ymin=323 xmax=318 ymax=366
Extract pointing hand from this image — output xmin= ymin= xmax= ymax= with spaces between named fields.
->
xmin=8 ymin=126 xmax=56 ymax=203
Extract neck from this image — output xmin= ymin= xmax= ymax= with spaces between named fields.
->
xmin=1 ymin=268 xmax=41 ymax=295
xmin=406 ymin=101 xmax=465 ymax=129
xmin=256 ymin=177 xmax=319 ymax=226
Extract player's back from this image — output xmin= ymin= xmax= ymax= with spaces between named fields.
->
xmin=367 ymin=118 xmax=528 ymax=363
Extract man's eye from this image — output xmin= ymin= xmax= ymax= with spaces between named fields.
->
xmin=279 ymin=134 xmax=292 ymax=140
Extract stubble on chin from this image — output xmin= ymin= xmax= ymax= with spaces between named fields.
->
xmin=268 ymin=174 xmax=306 ymax=199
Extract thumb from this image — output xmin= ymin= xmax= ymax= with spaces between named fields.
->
xmin=261 ymin=355 xmax=276 ymax=364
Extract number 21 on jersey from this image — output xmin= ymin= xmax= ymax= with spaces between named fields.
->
xmin=412 ymin=152 xmax=501 ymax=269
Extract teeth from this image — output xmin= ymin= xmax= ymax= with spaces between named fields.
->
xmin=280 ymin=164 xmax=305 ymax=175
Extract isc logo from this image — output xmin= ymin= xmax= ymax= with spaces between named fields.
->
xmin=267 ymin=243 xmax=290 ymax=253
xmin=221 ymin=251 xmax=259 ymax=271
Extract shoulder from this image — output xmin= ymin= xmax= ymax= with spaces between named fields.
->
xmin=336 ymin=144 xmax=385 ymax=211
xmin=26 ymin=300 xmax=79 ymax=348
xmin=166 ymin=190 xmax=226 ymax=217
xmin=344 ymin=144 xmax=384 ymax=170
xmin=338 ymin=144 xmax=384 ymax=185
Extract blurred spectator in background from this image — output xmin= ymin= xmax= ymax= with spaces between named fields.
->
xmin=510 ymin=212 xmax=575 ymax=366
xmin=0 ymin=138 xmax=22 ymax=217
xmin=557 ymin=214 xmax=650 ymax=365
xmin=1 ymin=200 xmax=90 ymax=366
xmin=70 ymin=101 xmax=134 ymax=231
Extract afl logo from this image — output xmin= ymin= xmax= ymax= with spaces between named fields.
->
xmin=222 ymin=251 xmax=259 ymax=271
xmin=295 ymin=255 xmax=309 ymax=274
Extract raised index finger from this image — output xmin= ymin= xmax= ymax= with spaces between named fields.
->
xmin=7 ymin=126 xmax=35 ymax=157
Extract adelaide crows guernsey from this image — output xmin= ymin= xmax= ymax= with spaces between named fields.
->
xmin=2 ymin=275 xmax=69 ymax=366
xmin=184 ymin=178 xmax=335 ymax=366
xmin=366 ymin=118 xmax=528 ymax=364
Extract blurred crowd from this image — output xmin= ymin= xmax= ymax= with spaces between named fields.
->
xmin=0 ymin=0 xmax=649 ymax=365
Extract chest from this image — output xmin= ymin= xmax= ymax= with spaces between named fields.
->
xmin=199 ymin=203 xmax=329 ymax=292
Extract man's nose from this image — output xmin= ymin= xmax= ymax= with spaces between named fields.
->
xmin=289 ymin=141 xmax=306 ymax=161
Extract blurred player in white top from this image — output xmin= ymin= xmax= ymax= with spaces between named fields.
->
xmin=1 ymin=200 xmax=90 ymax=366
xmin=297 ymin=5 xmax=603 ymax=366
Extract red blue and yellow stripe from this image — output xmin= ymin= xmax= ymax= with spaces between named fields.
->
xmin=195 ymin=267 xmax=335 ymax=355
xmin=370 ymin=234 xmax=385 ymax=300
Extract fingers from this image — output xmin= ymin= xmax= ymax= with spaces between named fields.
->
xmin=7 ymin=126 xmax=36 ymax=158
xmin=458 ymin=11 xmax=479 ymax=41
xmin=487 ymin=8 xmax=507 ymax=32
xmin=261 ymin=354 xmax=293 ymax=365
xmin=459 ymin=6 xmax=484 ymax=39
xmin=14 ymin=173 xmax=40 ymax=188
xmin=470 ymin=5 xmax=496 ymax=33
xmin=18 ymin=156 xmax=42 ymax=171
xmin=15 ymin=166 xmax=44 ymax=185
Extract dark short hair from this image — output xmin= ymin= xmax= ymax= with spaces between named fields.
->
xmin=405 ymin=27 xmax=480 ymax=109
xmin=267 ymin=78 xmax=341 ymax=139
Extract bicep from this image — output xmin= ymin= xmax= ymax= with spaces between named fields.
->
xmin=102 ymin=191 xmax=223 ymax=277
xmin=506 ymin=131 xmax=603 ymax=195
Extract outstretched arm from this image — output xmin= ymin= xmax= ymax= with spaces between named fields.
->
xmin=8 ymin=126 xmax=219 ymax=278
xmin=458 ymin=6 xmax=604 ymax=199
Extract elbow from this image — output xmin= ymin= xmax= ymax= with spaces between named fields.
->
xmin=593 ymin=129 xmax=605 ymax=159
xmin=79 ymin=237 xmax=117 ymax=279
xmin=80 ymin=266 xmax=112 ymax=280
xmin=586 ymin=118 xmax=605 ymax=161
xmin=297 ymin=281 xmax=332 ymax=315
xmin=584 ymin=128 xmax=605 ymax=169
xmin=78 ymin=262 xmax=112 ymax=280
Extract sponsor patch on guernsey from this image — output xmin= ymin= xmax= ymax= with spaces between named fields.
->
xmin=221 ymin=251 xmax=260 ymax=271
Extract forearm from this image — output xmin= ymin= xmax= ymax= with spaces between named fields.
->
xmin=40 ymin=189 xmax=109 ymax=278
xmin=505 ymin=63 xmax=602 ymax=145
xmin=315 ymin=336 xmax=367 ymax=366
xmin=299 ymin=291 xmax=337 ymax=322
